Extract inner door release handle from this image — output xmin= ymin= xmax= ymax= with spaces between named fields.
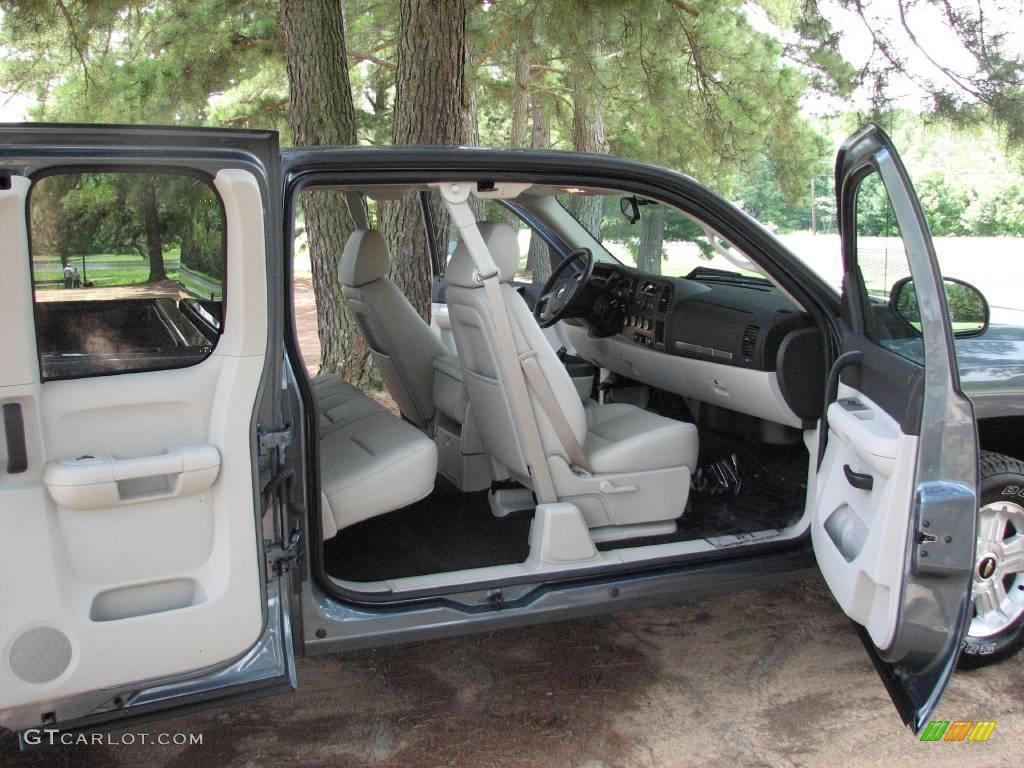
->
xmin=843 ymin=464 xmax=874 ymax=491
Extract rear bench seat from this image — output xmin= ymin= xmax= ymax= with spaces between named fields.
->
xmin=312 ymin=374 xmax=438 ymax=539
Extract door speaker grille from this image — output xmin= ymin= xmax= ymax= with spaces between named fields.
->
xmin=9 ymin=626 xmax=72 ymax=684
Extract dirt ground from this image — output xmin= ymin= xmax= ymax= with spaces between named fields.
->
xmin=292 ymin=276 xmax=322 ymax=376
xmin=34 ymin=279 xmax=183 ymax=303
xmin=2 ymin=578 xmax=1021 ymax=768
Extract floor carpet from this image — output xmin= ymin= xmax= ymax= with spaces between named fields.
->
xmin=323 ymin=480 xmax=535 ymax=582
xmin=324 ymin=433 xmax=808 ymax=581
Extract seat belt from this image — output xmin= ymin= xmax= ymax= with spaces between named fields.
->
xmin=344 ymin=191 xmax=371 ymax=231
xmin=502 ymin=301 xmax=590 ymax=472
xmin=518 ymin=351 xmax=590 ymax=473
xmin=436 ymin=182 xmax=557 ymax=503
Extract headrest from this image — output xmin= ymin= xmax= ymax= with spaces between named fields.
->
xmin=339 ymin=229 xmax=390 ymax=287
xmin=446 ymin=222 xmax=521 ymax=288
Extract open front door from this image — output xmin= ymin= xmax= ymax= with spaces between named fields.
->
xmin=812 ymin=124 xmax=978 ymax=732
xmin=0 ymin=125 xmax=295 ymax=738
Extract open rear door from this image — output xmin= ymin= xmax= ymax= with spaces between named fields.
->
xmin=812 ymin=124 xmax=978 ymax=732
xmin=0 ymin=125 xmax=295 ymax=738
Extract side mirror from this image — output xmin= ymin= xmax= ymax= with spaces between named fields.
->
xmin=620 ymin=196 xmax=640 ymax=224
xmin=890 ymin=276 xmax=989 ymax=338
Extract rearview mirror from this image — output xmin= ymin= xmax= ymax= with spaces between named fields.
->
xmin=620 ymin=196 xmax=640 ymax=224
xmin=890 ymin=276 xmax=989 ymax=338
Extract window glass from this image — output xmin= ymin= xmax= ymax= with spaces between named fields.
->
xmin=557 ymin=193 xmax=763 ymax=280
xmin=29 ymin=172 xmax=224 ymax=379
xmin=853 ymin=171 xmax=923 ymax=364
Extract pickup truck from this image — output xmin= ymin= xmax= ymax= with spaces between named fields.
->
xmin=0 ymin=122 xmax=1021 ymax=742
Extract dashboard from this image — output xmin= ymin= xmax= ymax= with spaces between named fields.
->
xmin=568 ymin=264 xmax=826 ymax=427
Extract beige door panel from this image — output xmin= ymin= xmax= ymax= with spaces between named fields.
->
xmin=811 ymin=385 xmax=917 ymax=650
xmin=0 ymin=170 xmax=270 ymax=712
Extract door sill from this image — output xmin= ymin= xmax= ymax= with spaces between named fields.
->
xmin=326 ymin=519 xmax=810 ymax=599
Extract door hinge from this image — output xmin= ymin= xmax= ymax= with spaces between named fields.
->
xmin=266 ymin=529 xmax=301 ymax=577
xmin=258 ymin=425 xmax=294 ymax=458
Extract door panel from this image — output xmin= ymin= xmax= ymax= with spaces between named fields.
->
xmin=814 ymin=124 xmax=978 ymax=731
xmin=0 ymin=128 xmax=292 ymax=734
xmin=814 ymin=382 xmax=921 ymax=650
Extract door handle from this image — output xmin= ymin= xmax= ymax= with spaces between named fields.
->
xmin=817 ymin=350 xmax=865 ymax=468
xmin=2 ymin=403 xmax=27 ymax=474
xmin=843 ymin=464 xmax=874 ymax=491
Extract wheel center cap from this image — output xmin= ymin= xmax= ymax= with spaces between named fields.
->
xmin=977 ymin=554 xmax=998 ymax=581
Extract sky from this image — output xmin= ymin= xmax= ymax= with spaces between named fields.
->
xmin=0 ymin=1 xmax=1021 ymax=123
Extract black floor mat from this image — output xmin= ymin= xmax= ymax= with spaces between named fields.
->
xmin=323 ymin=480 xmax=534 ymax=582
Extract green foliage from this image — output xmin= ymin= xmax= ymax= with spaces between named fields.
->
xmin=733 ymin=154 xmax=835 ymax=233
xmin=174 ymin=178 xmax=225 ymax=280
xmin=855 ymin=174 xmax=900 ymax=238
xmin=0 ymin=0 xmax=286 ymax=130
xmin=916 ymin=175 xmax=972 ymax=236
xmin=591 ymin=0 xmax=830 ymax=194
xmin=1 ymin=0 xmax=1021 ymax=242
xmin=31 ymin=172 xmax=224 ymax=280
xmin=964 ymin=184 xmax=1024 ymax=237
xmin=731 ymin=112 xmax=1024 ymax=237
xmin=569 ymin=195 xmax=712 ymax=268
xmin=597 ymin=198 xmax=707 ymax=251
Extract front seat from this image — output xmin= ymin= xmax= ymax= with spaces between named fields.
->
xmin=445 ymin=222 xmax=699 ymax=532
xmin=339 ymin=229 xmax=448 ymax=429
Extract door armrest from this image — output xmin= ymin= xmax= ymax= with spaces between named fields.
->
xmin=43 ymin=445 xmax=221 ymax=510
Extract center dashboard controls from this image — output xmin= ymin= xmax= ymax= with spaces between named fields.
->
xmin=620 ymin=279 xmax=671 ymax=349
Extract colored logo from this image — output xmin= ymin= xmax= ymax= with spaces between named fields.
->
xmin=920 ymin=720 xmax=996 ymax=742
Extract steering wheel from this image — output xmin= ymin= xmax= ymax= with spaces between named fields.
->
xmin=533 ymin=248 xmax=595 ymax=328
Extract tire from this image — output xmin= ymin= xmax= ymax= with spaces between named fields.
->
xmin=959 ymin=451 xmax=1024 ymax=668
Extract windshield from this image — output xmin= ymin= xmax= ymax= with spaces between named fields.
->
xmin=555 ymin=193 xmax=766 ymax=281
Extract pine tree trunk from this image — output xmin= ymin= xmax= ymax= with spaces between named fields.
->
xmin=280 ymin=0 xmax=369 ymax=383
xmin=526 ymin=96 xmax=551 ymax=283
xmin=509 ymin=27 xmax=531 ymax=149
xmin=502 ymin=23 xmax=532 ymax=235
xmin=636 ymin=205 xmax=666 ymax=274
xmin=142 ymin=178 xmax=166 ymax=283
xmin=461 ymin=34 xmax=485 ymax=222
xmin=382 ymin=0 xmax=466 ymax=319
xmin=567 ymin=25 xmax=608 ymax=240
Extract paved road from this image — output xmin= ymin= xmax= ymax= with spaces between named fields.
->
xmin=3 ymin=578 xmax=1021 ymax=768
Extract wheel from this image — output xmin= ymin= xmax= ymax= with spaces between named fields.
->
xmin=960 ymin=451 xmax=1024 ymax=668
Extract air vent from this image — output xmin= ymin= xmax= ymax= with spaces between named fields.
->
xmin=658 ymin=286 xmax=671 ymax=313
xmin=740 ymin=325 xmax=760 ymax=359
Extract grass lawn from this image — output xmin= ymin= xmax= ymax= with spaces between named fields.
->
xmin=32 ymin=248 xmax=222 ymax=300
xmin=33 ymin=248 xmax=182 ymax=284
xmin=32 ymin=252 xmax=169 ymax=266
